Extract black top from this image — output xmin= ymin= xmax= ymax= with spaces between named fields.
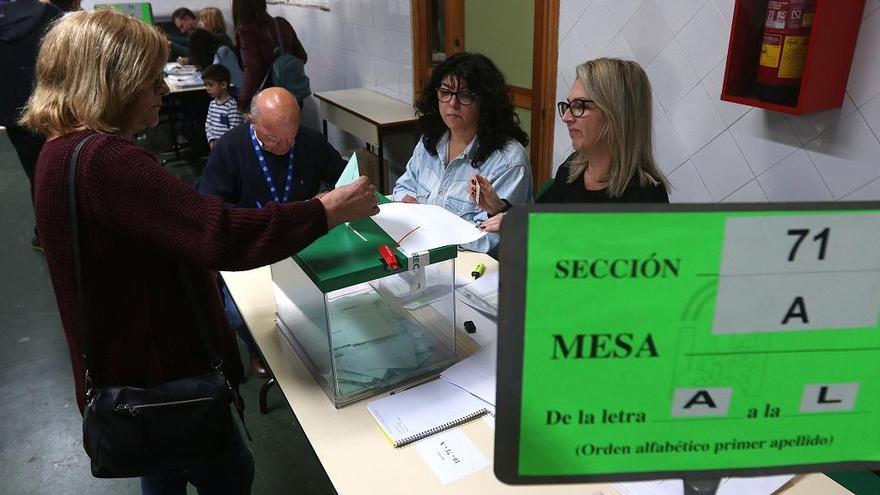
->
xmin=537 ymin=153 xmax=669 ymax=204
xmin=197 ymin=123 xmax=346 ymax=207
xmin=0 ymin=0 xmax=62 ymax=126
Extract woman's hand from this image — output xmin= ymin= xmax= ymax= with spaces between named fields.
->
xmin=477 ymin=212 xmax=505 ymax=233
xmin=469 ymin=175 xmax=507 ymax=215
xmin=319 ymin=176 xmax=379 ymax=229
xmin=400 ymin=195 xmax=419 ymax=204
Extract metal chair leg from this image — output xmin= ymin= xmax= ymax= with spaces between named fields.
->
xmin=259 ymin=376 xmax=277 ymax=414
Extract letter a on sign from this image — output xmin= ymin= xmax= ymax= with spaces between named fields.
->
xmin=781 ymin=297 xmax=809 ymax=324
xmin=671 ymin=388 xmax=733 ymax=417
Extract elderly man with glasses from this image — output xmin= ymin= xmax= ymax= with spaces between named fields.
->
xmin=197 ymin=86 xmax=349 ymax=377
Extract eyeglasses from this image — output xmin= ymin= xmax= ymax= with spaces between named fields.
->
xmin=437 ymin=87 xmax=477 ymax=106
xmin=256 ymin=126 xmax=296 ymax=147
xmin=557 ymin=98 xmax=594 ymax=118
xmin=262 ymin=133 xmax=295 ymax=147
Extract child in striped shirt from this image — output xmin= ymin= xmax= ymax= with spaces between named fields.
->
xmin=203 ymin=64 xmax=243 ymax=148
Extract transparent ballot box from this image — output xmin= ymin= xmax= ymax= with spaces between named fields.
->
xmin=270 ymin=218 xmax=457 ymax=408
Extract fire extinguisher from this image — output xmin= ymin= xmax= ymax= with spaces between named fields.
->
xmin=755 ymin=0 xmax=816 ymax=106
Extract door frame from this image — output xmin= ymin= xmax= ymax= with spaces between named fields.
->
xmin=411 ymin=0 xmax=559 ymax=191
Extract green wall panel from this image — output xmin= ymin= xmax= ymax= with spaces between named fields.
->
xmin=464 ymin=0 xmax=534 ymax=89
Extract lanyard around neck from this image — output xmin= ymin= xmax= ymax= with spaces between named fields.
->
xmin=249 ymin=123 xmax=294 ymax=203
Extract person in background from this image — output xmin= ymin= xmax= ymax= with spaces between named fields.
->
xmin=189 ymin=28 xmax=244 ymax=91
xmin=198 ymin=6 xmax=233 ymax=47
xmin=0 ymin=0 xmax=62 ymax=252
xmin=203 ymin=64 xmax=244 ymax=149
xmin=232 ymin=0 xmax=307 ymax=110
xmin=472 ymin=58 xmax=669 ymax=233
xmin=22 ymin=10 xmax=379 ymax=493
xmin=170 ymin=7 xmax=197 ymax=61
xmin=173 ymin=6 xmax=197 ymax=34
xmin=392 ymin=52 xmax=532 ymax=253
xmin=48 ymin=0 xmax=81 ymax=11
xmin=198 ymin=87 xmax=347 ymax=377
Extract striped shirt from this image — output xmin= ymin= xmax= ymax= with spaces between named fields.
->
xmin=205 ymin=97 xmax=244 ymax=143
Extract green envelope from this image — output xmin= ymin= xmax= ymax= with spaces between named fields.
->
xmin=336 ymin=153 xmax=360 ymax=188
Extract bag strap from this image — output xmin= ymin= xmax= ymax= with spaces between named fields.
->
xmin=257 ymin=17 xmax=286 ymax=93
xmin=272 ymin=17 xmax=286 ymax=55
xmin=66 ymin=133 xmax=222 ymax=391
xmin=67 ymin=133 xmax=99 ymax=392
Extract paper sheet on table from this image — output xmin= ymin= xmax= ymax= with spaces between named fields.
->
xmin=374 ymin=203 xmax=485 ymax=254
xmin=613 ymin=474 xmax=794 ymax=495
xmin=440 ymin=341 xmax=497 ymax=406
xmin=458 ymin=271 xmax=498 ymax=317
xmin=335 ymin=152 xmax=360 ymax=188
xmin=415 ymin=429 xmax=490 ymax=484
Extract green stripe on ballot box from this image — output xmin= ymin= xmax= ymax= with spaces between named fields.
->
xmin=494 ymin=203 xmax=880 ymax=485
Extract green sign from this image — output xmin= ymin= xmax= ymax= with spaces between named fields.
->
xmin=95 ymin=3 xmax=154 ymax=24
xmin=495 ymin=204 xmax=880 ymax=484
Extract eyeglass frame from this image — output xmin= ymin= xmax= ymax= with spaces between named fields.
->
xmin=557 ymin=98 xmax=595 ymax=118
xmin=437 ymin=86 xmax=478 ymax=106
xmin=253 ymin=121 xmax=296 ymax=148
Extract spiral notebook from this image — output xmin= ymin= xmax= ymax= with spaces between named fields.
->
xmin=367 ymin=379 xmax=488 ymax=448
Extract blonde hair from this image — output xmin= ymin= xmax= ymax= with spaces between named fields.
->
xmin=199 ymin=7 xmax=227 ymax=35
xmin=20 ymin=10 xmax=168 ymax=136
xmin=567 ymin=58 xmax=669 ymax=197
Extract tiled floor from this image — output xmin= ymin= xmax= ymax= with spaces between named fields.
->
xmin=0 ymin=130 xmax=334 ymax=494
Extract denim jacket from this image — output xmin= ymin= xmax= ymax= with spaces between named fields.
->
xmin=392 ymin=132 xmax=532 ymax=252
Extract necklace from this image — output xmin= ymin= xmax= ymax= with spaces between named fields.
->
xmin=585 ymin=163 xmax=609 ymax=185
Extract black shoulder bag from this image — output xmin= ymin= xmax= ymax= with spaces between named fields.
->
xmin=69 ymin=134 xmax=246 ymax=478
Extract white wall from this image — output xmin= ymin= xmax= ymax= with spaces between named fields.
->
xmin=269 ymin=0 xmax=415 ymax=155
xmin=555 ymin=0 xmax=880 ymax=203
xmin=271 ymin=0 xmax=413 ymax=105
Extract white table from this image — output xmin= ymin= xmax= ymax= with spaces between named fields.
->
xmin=221 ymin=252 xmax=853 ymax=495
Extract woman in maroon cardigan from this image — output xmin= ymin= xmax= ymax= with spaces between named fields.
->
xmin=20 ymin=9 xmax=376 ymax=493
xmin=233 ymin=0 xmax=307 ymax=109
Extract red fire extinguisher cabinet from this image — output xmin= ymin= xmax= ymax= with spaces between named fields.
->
xmin=720 ymin=0 xmax=866 ymax=115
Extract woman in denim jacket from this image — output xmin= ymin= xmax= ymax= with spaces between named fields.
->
xmin=392 ymin=52 xmax=532 ymax=253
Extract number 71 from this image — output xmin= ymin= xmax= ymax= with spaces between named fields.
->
xmin=787 ymin=228 xmax=830 ymax=262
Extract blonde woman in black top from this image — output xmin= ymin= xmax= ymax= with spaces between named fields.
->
xmin=472 ymin=58 xmax=669 ymax=232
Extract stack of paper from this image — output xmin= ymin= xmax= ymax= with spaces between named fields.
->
xmin=164 ymin=63 xmax=203 ymax=88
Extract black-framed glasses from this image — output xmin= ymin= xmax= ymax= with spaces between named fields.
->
xmin=437 ymin=87 xmax=477 ymax=106
xmin=557 ymin=98 xmax=594 ymax=118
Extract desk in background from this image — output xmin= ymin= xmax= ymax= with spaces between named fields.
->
xmin=221 ymin=252 xmax=853 ymax=495
xmin=314 ymin=88 xmax=418 ymax=195
xmin=161 ymin=73 xmax=206 ymax=164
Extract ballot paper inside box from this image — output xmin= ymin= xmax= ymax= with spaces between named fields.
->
xmin=270 ymin=217 xmax=458 ymax=408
